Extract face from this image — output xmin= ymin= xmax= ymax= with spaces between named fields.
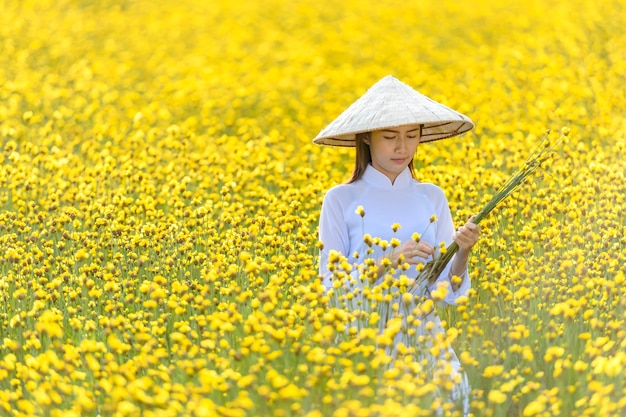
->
xmin=365 ymin=125 xmax=421 ymax=182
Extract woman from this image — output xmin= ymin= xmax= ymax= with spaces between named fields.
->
xmin=314 ymin=75 xmax=480 ymax=414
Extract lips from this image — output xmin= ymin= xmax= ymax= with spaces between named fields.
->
xmin=391 ymin=158 xmax=407 ymax=164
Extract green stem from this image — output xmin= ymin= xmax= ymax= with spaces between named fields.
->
xmin=411 ymin=130 xmax=565 ymax=289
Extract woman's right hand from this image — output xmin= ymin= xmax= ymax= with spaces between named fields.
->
xmin=391 ymin=240 xmax=435 ymax=266
xmin=375 ymin=240 xmax=435 ymax=279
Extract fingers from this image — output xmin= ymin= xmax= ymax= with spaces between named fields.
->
xmin=405 ymin=241 xmax=434 ymax=263
xmin=465 ymin=221 xmax=480 ymax=235
xmin=408 ymin=249 xmax=432 ymax=259
xmin=416 ymin=242 xmax=435 ymax=257
xmin=458 ymin=216 xmax=480 ymax=235
xmin=454 ymin=220 xmax=481 ymax=249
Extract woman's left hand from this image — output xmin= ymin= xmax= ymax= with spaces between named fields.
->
xmin=454 ymin=215 xmax=480 ymax=251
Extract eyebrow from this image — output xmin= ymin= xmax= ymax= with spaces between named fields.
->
xmin=381 ymin=128 xmax=420 ymax=133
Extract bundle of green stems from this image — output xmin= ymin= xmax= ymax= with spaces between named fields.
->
xmin=410 ymin=128 xmax=568 ymax=291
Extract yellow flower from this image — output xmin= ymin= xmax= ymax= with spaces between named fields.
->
xmin=523 ymin=400 xmax=546 ymax=416
xmin=430 ymin=284 xmax=449 ymax=302
xmin=482 ymin=365 xmax=504 ymax=378
xmin=75 ymin=248 xmax=90 ymax=261
xmin=2 ymin=338 xmax=18 ymax=351
xmin=35 ymin=310 xmax=63 ymax=339
xmin=460 ymin=351 xmax=478 ymax=366
xmin=22 ymin=110 xmax=34 ymax=121
xmin=488 ymin=389 xmax=507 ymax=404
xmin=350 ymin=374 xmax=370 ymax=387
xmin=544 ymin=346 xmax=565 ymax=362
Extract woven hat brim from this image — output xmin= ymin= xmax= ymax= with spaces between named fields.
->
xmin=313 ymin=75 xmax=475 ymax=147
xmin=313 ymin=120 xmax=474 ymax=147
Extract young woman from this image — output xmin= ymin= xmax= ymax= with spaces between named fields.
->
xmin=314 ymin=75 xmax=480 ymax=414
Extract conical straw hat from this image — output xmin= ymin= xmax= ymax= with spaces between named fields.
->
xmin=313 ymin=75 xmax=474 ymax=146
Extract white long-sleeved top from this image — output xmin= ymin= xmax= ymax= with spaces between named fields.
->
xmin=318 ymin=164 xmax=470 ymax=305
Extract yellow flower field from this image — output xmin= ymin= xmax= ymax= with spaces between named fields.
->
xmin=1 ymin=0 xmax=625 ymax=416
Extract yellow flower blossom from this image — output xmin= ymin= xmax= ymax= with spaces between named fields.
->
xmin=488 ymin=389 xmax=508 ymax=404
xmin=483 ymin=365 xmax=504 ymax=378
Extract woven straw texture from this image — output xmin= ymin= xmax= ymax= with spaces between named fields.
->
xmin=313 ymin=75 xmax=474 ymax=146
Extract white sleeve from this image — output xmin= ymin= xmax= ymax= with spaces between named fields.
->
xmin=318 ymin=189 xmax=351 ymax=290
xmin=428 ymin=190 xmax=471 ymax=305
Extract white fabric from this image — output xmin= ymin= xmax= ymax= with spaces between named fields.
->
xmin=318 ymin=163 xmax=471 ymax=416
xmin=318 ymin=164 xmax=470 ymax=301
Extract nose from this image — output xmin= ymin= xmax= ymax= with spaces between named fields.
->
xmin=396 ymin=136 xmax=408 ymax=152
